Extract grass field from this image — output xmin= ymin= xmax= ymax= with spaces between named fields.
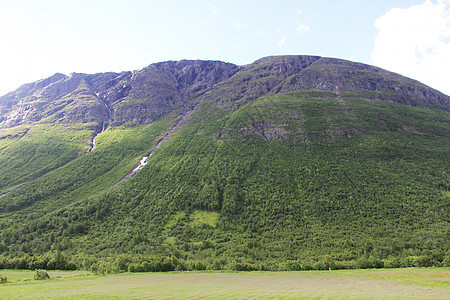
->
xmin=0 ymin=268 xmax=449 ymax=299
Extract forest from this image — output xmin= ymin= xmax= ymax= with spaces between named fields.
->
xmin=0 ymin=92 xmax=448 ymax=273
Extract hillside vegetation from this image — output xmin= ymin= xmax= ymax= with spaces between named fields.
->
xmin=0 ymin=56 xmax=448 ymax=272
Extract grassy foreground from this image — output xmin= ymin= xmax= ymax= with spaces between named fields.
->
xmin=0 ymin=268 xmax=448 ymax=299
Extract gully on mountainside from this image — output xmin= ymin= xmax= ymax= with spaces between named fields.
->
xmin=90 ymin=91 xmax=113 ymax=152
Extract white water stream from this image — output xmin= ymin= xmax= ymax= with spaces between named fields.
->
xmin=91 ymin=92 xmax=112 ymax=152
xmin=90 ymin=121 xmax=107 ymax=152
xmin=115 ymin=103 xmax=188 ymax=187
xmin=133 ymin=153 xmax=152 ymax=172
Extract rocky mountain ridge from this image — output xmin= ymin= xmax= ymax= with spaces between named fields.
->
xmin=1 ymin=55 xmax=448 ymax=130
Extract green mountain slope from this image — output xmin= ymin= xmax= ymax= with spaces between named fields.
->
xmin=0 ymin=56 xmax=448 ymax=271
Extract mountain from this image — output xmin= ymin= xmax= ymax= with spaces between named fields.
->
xmin=0 ymin=55 xmax=448 ymax=272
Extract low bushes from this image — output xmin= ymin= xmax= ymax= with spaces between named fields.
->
xmin=0 ymin=274 xmax=7 ymax=284
xmin=34 ymin=269 xmax=50 ymax=280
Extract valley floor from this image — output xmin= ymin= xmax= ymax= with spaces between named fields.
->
xmin=0 ymin=268 xmax=448 ymax=299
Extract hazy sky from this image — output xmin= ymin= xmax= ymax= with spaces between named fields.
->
xmin=0 ymin=0 xmax=449 ymax=96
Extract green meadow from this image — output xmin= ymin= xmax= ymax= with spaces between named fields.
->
xmin=0 ymin=268 xmax=448 ymax=299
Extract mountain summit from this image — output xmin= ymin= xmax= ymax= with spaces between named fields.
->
xmin=0 ymin=55 xmax=448 ymax=271
xmin=1 ymin=56 xmax=448 ymax=129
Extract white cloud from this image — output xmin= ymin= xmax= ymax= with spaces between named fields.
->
xmin=295 ymin=23 xmax=310 ymax=33
xmin=295 ymin=9 xmax=310 ymax=34
xmin=233 ymin=21 xmax=247 ymax=30
xmin=371 ymin=0 xmax=450 ymax=95
xmin=278 ymin=37 xmax=287 ymax=47
xmin=211 ymin=6 xmax=219 ymax=16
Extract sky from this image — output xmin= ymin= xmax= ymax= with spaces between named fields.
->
xmin=0 ymin=0 xmax=449 ymax=96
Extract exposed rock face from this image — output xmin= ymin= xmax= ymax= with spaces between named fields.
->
xmin=202 ymin=55 xmax=321 ymax=108
xmin=278 ymin=58 xmax=449 ymax=108
xmin=0 ymin=73 xmax=100 ymax=127
xmin=0 ymin=60 xmax=240 ymax=128
xmin=110 ymin=60 xmax=240 ymax=125
xmin=0 ymin=56 xmax=448 ymax=129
